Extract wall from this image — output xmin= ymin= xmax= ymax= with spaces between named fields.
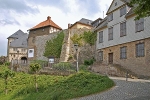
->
xmin=96 ymin=38 xmax=150 ymax=76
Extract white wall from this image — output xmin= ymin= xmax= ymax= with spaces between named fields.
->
xmin=97 ymin=9 xmax=150 ymax=50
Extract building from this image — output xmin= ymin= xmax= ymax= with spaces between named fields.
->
xmin=28 ymin=16 xmax=62 ymax=61
xmin=68 ymin=18 xmax=93 ymax=29
xmin=91 ymin=17 xmax=103 ymax=28
xmin=7 ymin=30 xmax=28 ymax=63
xmin=95 ymin=0 xmax=150 ymax=76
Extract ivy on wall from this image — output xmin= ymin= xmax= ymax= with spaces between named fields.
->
xmin=44 ymin=31 xmax=64 ymax=58
xmin=71 ymin=31 xmax=97 ymax=46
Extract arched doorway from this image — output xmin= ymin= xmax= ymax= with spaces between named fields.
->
xmin=21 ymin=57 xmax=27 ymax=64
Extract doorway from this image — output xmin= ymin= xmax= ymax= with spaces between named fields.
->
xmin=108 ymin=53 xmax=113 ymax=64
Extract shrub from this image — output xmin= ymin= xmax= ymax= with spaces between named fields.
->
xmin=4 ymin=62 xmax=10 ymax=66
xmin=79 ymin=65 xmax=88 ymax=71
xmin=53 ymin=62 xmax=72 ymax=70
xmin=84 ymin=58 xmax=95 ymax=66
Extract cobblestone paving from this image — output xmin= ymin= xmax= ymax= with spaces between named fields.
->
xmin=73 ymin=79 xmax=150 ymax=100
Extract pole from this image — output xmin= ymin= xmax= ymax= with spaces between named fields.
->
xmin=76 ymin=50 xmax=79 ymax=72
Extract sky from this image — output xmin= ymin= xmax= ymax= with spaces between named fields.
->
xmin=0 ymin=0 xmax=112 ymax=56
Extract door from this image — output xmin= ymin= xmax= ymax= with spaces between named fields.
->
xmin=109 ymin=53 xmax=113 ymax=64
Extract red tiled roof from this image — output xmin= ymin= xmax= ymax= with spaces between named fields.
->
xmin=29 ymin=16 xmax=62 ymax=30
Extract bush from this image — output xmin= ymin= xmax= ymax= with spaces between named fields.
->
xmin=53 ymin=62 xmax=72 ymax=70
xmin=4 ymin=62 xmax=11 ymax=66
xmin=79 ymin=65 xmax=88 ymax=71
xmin=31 ymin=60 xmax=48 ymax=67
xmin=84 ymin=58 xmax=95 ymax=66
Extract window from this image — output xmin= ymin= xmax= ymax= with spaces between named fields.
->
xmin=108 ymin=27 xmax=113 ymax=40
xmin=108 ymin=13 xmax=113 ymax=22
xmin=115 ymin=2 xmax=117 ymax=6
xmin=120 ymin=46 xmax=127 ymax=59
xmin=29 ymin=50 xmax=33 ymax=53
xmin=13 ymin=48 xmax=17 ymax=51
xmin=99 ymin=31 xmax=103 ymax=43
xmin=120 ymin=22 xmax=126 ymax=37
xmin=136 ymin=43 xmax=144 ymax=57
xmin=135 ymin=18 xmax=144 ymax=32
xmin=21 ymin=49 xmax=26 ymax=52
xmin=120 ymin=6 xmax=126 ymax=16
xmin=99 ymin=51 xmax=103 ymax=61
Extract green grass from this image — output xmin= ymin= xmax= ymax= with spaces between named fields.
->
xmin=0 ymin=67 xmax=114 ymax=100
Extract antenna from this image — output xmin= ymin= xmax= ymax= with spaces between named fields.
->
xmin=103 ymin=11 xmax=104 ymax=19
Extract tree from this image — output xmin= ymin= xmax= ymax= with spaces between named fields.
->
xmin=0 ymin=66 xmax=15 ymax=95
xmin=130 ymin=0 xmax=150 ymax=19
xmin=29 ymin=63 xmax=41 ymax=92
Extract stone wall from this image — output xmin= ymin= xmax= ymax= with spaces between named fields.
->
xmin=96 ymin=38 xmax=150 ymax=77
xmin=34 ymin=28 xmax=96 ymax=64
xmin=35 ymin=30 xmax=66 ymax=61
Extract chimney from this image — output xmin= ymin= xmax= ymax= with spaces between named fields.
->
xmin=68 ymin=23 xmax=71 ymax=29
xmin=47 ymin=16 xmax=51 ymax=20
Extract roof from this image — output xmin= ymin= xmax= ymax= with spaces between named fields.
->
xmin=69 ymin=18 xmax=93 ymax=28
xmin=78 ymin=18 xmax=93 ymax=25
xmin=125 ymin=7 xmax=135 ymax=18
xmin=10 ymin=33 xmax=28 ymax=48
xmin=91 ymin=18 xmax=103 ymax=24
xmin=95 ymin=16 xmax=108 ymax=31
xmin=7 ymin=29 xmax=26 ymax=39
xmin=29 ymin=16 xmax=62 ymax=30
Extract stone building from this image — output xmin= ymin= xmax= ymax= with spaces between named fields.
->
xmin=68 ymin=18 xmax=93 ymax=29
xmin=7 ymin=30 xmax=28 ymax=63
xmin=95 ymin=0 xmax=150 ymax=76
xmin=27 ymin=16 xmax=62 ymax=62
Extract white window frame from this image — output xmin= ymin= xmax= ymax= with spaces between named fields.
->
xmin=99 ymin=31 xmax=103 ymax=43
xmin=108 ymin=27 xmax=113 ymax=40
xmin=135 ymin=18 xmax=144 ymax=32
xmin=120 ymin=46 xmax=127 ymax=59
xmin=120 ymin=22 xmax=126 ymax=37
xmin=136 ymin=43 xmax=145 ymax=57
xmin=120 ymin=6 xmax=126 ymax=17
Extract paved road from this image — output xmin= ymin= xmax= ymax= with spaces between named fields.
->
xmin=73 ymin=77 xmax=150 ymax=100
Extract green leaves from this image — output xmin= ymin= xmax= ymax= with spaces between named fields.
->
xmin=0 ymin=66 xmax=15 ymax=79
xmin=130 ymin=0 xmax=150 ymax=20
xmin=71 ymin=31 xmax=97 ymax=46
xmin=44 ymin=31 xmax=64 ymax=58
xmin=29 ymin=63 xmax=41 ymax=73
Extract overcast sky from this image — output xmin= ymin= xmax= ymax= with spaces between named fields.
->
xmin=0 ymin=0 xmax=112 ymax=56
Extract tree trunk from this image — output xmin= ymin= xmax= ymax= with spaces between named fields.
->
xmin=35 ymin=74 xmax=38 ymax=92
xmin=5 ymin=77 xmax=8 ymax=95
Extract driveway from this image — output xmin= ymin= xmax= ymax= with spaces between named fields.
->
xmin=73 ymin=77 xmax=150 ymax=100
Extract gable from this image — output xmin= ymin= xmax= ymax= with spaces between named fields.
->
xmin=106 ymin=0 xmax=126 ymax=15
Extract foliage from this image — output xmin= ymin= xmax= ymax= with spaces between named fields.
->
xmin=0 ymin=66 xmax=15 ymax=94
xmin=130 ymin=0 xmax=150 ymax=19
xmin=84 ymin=58 xmax=95 ymax=66
xmin=70 ymin=33 xmax=83 ymax=46
xmin=53 ymin=62 xmax=73 ymax=70
xmin=71 ymin=31 xmax=97 ymax=47
xmin=3 ymin=62 xmax=11 ymax=66
xmin=83 ymin=31 xmax=97 ymax=46
xmin=44 ymin=32 xmax=64 ymax=58
xmin=0 ymin=71 xmax=114 ymax=100
xmin=29 ymin=63 xmax=41 ymax=92
xmin=79 ymin=65 xmax=89 ymax=71
xmin=31 ymin=60 xmax=48 ymax=67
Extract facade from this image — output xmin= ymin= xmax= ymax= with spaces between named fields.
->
xmin=91 ymin=17 xmax=103 ymax=28
xmin=68 ymin=18 xmax=93 ymax=29
xmin=7 ymin=30 xmax=28 ymax=63
xmin=95 ymin=0 xmax=150 ymax=76
xmin=28 ymin=16 xmax=62 ymax=61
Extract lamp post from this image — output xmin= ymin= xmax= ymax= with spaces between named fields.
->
xmin=74 ymin=44 xmax=79 ymax=72
xmin=17 ymin=50 xmax=19 ymax=64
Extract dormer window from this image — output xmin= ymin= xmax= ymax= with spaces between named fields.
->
xmin=108 ymin=13 xmax=113 ymax=22
xmin=120 ymin=6 xmax=126 ymax=17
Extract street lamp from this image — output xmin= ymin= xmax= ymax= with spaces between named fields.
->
xmin=17 ymin=50 xmax=19 ymax=64
xmin=74 ymin=44 xmax=79 ymax=72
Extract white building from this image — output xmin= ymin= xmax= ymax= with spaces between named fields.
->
xmin=95 ymin=0 xmax=150 ymax=77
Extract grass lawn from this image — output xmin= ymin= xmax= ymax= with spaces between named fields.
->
xmin=0 ymin=66 xmax=114 ymax=100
